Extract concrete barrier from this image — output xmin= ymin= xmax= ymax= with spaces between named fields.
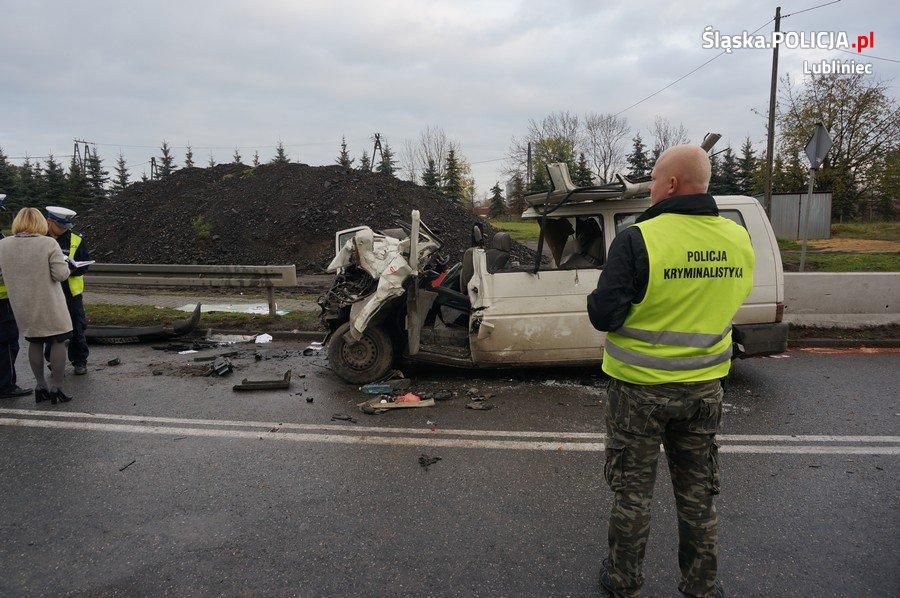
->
xmin=784 ymin=272 xmax=899 ymax=327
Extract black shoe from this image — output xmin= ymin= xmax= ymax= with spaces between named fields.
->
xmin=49 ymin=389 xmax=73 ymax=404
xmin=73 ymin=363 xmax=87 ymax=376
xmin=0 ymin=386 xmax=33 ymax=399
xmin=35 ymin=388 xmax=51 ymax=403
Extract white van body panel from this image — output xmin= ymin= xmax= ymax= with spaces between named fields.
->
xmin=471 ymin=195 xmax=783 ymax=364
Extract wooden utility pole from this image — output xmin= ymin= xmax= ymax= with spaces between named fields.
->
xmin=763 ymin=6 xmax=781 ymax=218
xmin=526 ymin=142 xmax=532 ymax=186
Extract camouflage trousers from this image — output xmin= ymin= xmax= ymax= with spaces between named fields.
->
xmin=603 ymin=378 xmax=723 ymax=598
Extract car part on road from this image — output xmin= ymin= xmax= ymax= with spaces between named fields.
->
xmin=232 ymin=370 xmax=292 ymax=391
xmin=331 ymin=413 xmax=356 ymax=422
xmin=106 ymin=358 xmax=121 ymax=366
xmin=207 ymin=357 xmax=234 ymax=377
xmin=302 ymin=341 xmax=324 ymax=356
xmin=87 ymin=303 xmax=202 ymax=344
xmin=193 ymin=351 xmax=240 ymax=362
xmin=466 ymin=401 xmax=494 ymax=411
xmin=357 ymin=395 xmax=435 ymax=414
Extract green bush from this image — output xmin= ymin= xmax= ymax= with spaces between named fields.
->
xmin=192 ymin=215 xmax=212 ymax=240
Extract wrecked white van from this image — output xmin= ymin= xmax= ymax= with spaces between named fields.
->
xmin=319 ymin=164 xmax=788 ymax=384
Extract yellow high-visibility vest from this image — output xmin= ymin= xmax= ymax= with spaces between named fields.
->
xmin=602 ymin=213 xmax=755 ymax=384
xmin=67 ymin=232 xmax=85 ymax=296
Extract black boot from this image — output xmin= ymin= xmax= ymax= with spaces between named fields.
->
xmin=49 ymin=389 xmax=73 ymax=404
xmin=34 ymin=388 xmax=50 ymax=403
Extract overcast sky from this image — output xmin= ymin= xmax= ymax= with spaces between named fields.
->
xmin=2 ymin=0 xmax=897 ymax=196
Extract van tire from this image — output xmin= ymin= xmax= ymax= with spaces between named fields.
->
xmin=327 ymin=321 xmax=394 ymax=384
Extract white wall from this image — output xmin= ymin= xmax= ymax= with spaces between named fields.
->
xmin=784 ymin=273 xmax=898 ymax=327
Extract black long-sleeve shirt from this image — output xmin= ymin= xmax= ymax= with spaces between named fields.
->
xmin=587 ymin=193 xmax=719 ymax=332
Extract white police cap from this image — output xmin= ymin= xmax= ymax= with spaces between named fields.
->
xmin=46 ymin=206 xmax=77 ymax=229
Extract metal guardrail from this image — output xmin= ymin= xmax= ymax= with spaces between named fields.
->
xmin=85 ymin=263 xmax=298 ymax=316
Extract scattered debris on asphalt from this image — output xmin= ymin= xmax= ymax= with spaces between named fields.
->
xmin=358 ymin=394 xmax=436 ymax=414
xmin=255 ymin=333 xmax=273 ymax=344
xmin=232 ymin=370 xmax=292 ymax=391
xmin=331 ymin=413 xmax=356 ymax=423
xmin=306 ymin=397 xmax=314 ymax=403
xmin=302 ymin=341 xmax=324 ymax=356
xmin=207 ymin=333 xmax=256 ymax=344
xmin=206 ymin=357 xmax=234 ymax=377
xmin=466 ymin=400 xmax=494 ymax=411
xmin=153 ymin=340 xmax=220 ymax=352
xmin=178 ymin=349 xmax=199 ymax=355
xmin=106 ymin=357 xmax=121 ymax=366
xmin=361 ymin=383 xmax=394 ymax=394
xmin=193 ymin=351 xmax=240 ymax=362
xmin=118 ymin=460 xmax=136 ymax=472
xmin=418 ymin=454 xmax=442 ymax=470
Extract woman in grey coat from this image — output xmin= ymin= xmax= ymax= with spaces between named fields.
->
xmin=0 ymin=208 xmax=74 ymax=404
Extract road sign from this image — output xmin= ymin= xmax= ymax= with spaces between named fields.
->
xmin=805 ymin=123 xmax=833 ymax=171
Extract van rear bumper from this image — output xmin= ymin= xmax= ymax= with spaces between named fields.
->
xmin=733 ymin=322 xmax=789 ymax=357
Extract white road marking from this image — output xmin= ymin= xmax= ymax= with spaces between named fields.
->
xmin=1 ymin=414 xmax=898 ymax=455
xmin=0 ymin=408 xmax=897 ymax=444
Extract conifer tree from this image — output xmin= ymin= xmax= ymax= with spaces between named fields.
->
xmin=708 ymin=151 xmax=723 ymax=194
xmin=359 ymin=151 xmax=371 ymax=171
xmin=574 ymin=152 xmax=593 ymax=186
xmin=158 ymin=141 xmax=177 ymax=177
xmin=528 ymin=166 xmax=548 ymax=193
xmin=509 ymin=173 xmax=526 ymax=216
xmin=15 ymin=158 xmax=39 ymax=208
xmin=421 ymin=158 xmax=440 ymax=193
xmin=737 ymin=137 xmax=757 ymax=195
xmin=626 ymin=134 xmax=650 ymax=178
xmin=271 ymin=141 xmax=290 ymax=164
xmin=252 ymin=151 xmax=260 ymax=167
xmin=337 ymin=136 xmax=354 ymax=168
xmin=43 ymin=154 xmax=68 ymax=206
xmin=376 ymin=143 xmax=396 ymax=176
xmin=208 ymin=153 xmax=216 ymax=167
xmin=0 ymin=147 xmax=15 ymax=206
xmin=233 ymin=148 xmax=242 ymax=164
xmin=86 ymin=148 xmax=109 ymax=199
xmin=141 ymin=172 xmax=149 ymax=182
xmin=184 ymin=145 xmax=195 ymax=168
xmin=111 ymin=153 xmax=130 ymax=193
xmin=719 ymin=146 xmax=740 ymax=194
xmin=442 ymin=149 xmax=464 ymax=203
xmin=488 ymin=182 xmax=506 ymax=218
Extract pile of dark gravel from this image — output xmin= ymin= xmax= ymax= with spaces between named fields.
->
xmin=79 ymin=163 xmax=535 ymax=273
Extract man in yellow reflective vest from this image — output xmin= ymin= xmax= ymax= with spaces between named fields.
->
xmin=0 ymin=196 xmax=33 ymax=399
xmin=587 ymin=145 xmax=754 ymax=598
xmin=46 ymin=206 xmax=91 ymax=375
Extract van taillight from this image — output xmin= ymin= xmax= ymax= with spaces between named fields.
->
xmin=775 ymin=302 xmax=785 ymax=323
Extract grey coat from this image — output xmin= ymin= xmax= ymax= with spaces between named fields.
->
xmin=0 ymin=234 xmax=73 ymax=338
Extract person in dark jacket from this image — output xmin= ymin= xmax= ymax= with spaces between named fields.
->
xmin=45 ymin=206 xmax=91 ymax=375
xmin=0 ymin=195 xmax=33 ymax=399
xmin=588 ymin=145 xmax=754 ymax=598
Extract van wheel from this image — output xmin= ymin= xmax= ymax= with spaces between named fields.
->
xmin=327 ymin=321 xmax=394 ymax=384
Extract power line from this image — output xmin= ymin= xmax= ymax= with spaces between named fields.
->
xmin=782 ymin=0 xmax=841 ymax=18
xmin=835 ymin=48 xmax=899 ymax=63
xmin=613 ymin=17 xmax=775 ymax=116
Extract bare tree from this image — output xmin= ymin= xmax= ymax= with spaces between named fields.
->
xmin=649 ymin=116 xmax=689 ymax=156
xmin=583 ymin=112 xmax=630 ymax=183
xmin=399 ymin=138 xmax=419 ymax=184
xmin=505 ymin=111 xmax=582 ymax=179
xmin=414 ymin=125 xmax=460 ymax=181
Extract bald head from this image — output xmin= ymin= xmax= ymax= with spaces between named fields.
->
xmin=649 ymin=145 xmax=711 ymax=204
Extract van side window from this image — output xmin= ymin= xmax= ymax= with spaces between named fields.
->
xmin=720 ymin=210 xmax=747 ymax=229
xmin=538 ymin=215 xmax=606 ymax=270
xmin=615 ymin=213 xmax=641 ymax=235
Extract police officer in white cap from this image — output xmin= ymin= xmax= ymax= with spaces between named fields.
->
xmin=45 ymin=206 xmax=91 ymax=375
xmin=0 ymin=195 xmax=32 ymax=398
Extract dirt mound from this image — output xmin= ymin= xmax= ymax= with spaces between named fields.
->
xmin=79 ymin=163 xmax=536 ymax=273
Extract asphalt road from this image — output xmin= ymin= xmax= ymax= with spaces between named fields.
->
xmin=0 ymin=342 xmax=897 ymax=597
